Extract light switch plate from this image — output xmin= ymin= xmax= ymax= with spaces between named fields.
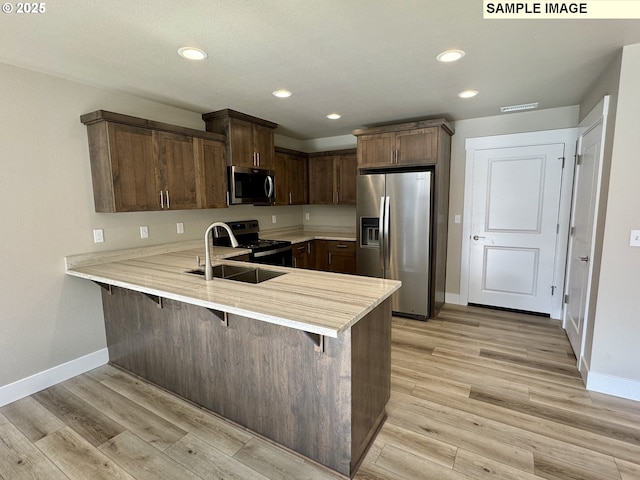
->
xmin=177 ymin=222 xmax=184 ymax=234
xmin=272 ymin=215 xmax=277 ymax=224
xmin=630 ymin=230 xmax=640 ymax=247
xmin=140 ymin=226 xmax=149 ymax=239
xmin=454 ymin=214 xmax=461 ymax=224
xmin=93 ymin=229 xmax=104 ymax=243
xmin=305 ymin=213 xmax=310 ymax=221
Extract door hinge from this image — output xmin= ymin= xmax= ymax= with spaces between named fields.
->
xmin=570 ymin=226 xmax=575 ymax=236
xmin=564 ymin=294 xmax=569 ymax=304
xmin=551 ymin=285 xmax=556 ymax=296
xmin=576 ymin=154 xmax=582 ymax=165
xmin=559 ymin=156 xmax=565 ymax=168
xmin=556 ymin=224 xmax=560 ymax=234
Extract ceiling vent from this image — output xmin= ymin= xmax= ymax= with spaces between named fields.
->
xmin=500 ymin=102 xmax=539 ymax=113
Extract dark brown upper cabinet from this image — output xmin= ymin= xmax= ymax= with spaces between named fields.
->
xmin=274 ymin=147 xmax=309 ymax=206
xmin=308 ymin=149 xmax=357 ymax=205
xmin=81 ymin=110 xmax=227 ymax=213
xmin=202 ymin=109 xmax=277 ymax=169
xmin=353 ymin=119 xmax=453 ymax=168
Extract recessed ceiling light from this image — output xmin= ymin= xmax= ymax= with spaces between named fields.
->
xmin=458 ymin=89 xmax=479 ymax=99
xmin=436 ymin=49 xmax=466 ymax=63
xmin=272 ymin=89 xmax=292 ymax=98
xmin=177 ymin=47 xmax=208 ymax=61
xmin=326 ymin=113 xmax=342 ymax=120
xmin=500 ymin=102 xmax=539 ymax=113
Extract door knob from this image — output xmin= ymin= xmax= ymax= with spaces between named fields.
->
xmin=579 ymin=256 xmax=590 ymax=262
xmin=473 ymin=235 xmax=486 ymax=241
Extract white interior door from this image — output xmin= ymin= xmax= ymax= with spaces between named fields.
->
xmin=468 ymin=144 xmax=565 ymax=314
xmin=564 ymin=103 xmax=606 ymax=358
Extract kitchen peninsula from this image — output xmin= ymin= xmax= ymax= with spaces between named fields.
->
xmin=65 ymin=240 xmax=400 ymax=478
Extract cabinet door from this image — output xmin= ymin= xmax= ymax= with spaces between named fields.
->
xmin=337 ymin=153 xmax=357 ymax=205
xmin=228 ymin=119 xmax=256 ymax=167
xmin=253 ymin=124 xmax=275 ymax=168
xmin=156 ymin=131 xmax=199 ymax=210
xmin=357 ymin=133 xmax=395 ymax=167
xmin=274 ymin=152 xmax=289 ymax=205
xmin=313 ymin=240 xmax=330 ymax=271
xmin=198 ymin=138 xmax=228 ymax=209
xmin=107 ymin=123 xmax=160 ymax=212
xmin=288 ymin=155 xmax=308 ymax=204
xmin=309 ymin=156 xmax=335 ymax=204
xmin=396 ymin=127 xmax=438 ymax=165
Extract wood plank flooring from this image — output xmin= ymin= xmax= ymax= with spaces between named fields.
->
xmin=1 ymin=304 xmax=639 ymax=479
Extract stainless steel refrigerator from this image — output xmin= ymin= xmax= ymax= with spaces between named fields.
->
xmin=357 ymin=171 xmax=433 ymax=319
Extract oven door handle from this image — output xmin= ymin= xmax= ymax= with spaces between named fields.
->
xmin=252 ymin=245 xmax=292 ymax=258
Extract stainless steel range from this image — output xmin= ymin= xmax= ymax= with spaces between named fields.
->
xmin=212 ymin=220 xmax=292 ymax=267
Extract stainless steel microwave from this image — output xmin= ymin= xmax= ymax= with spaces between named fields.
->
xmin=228 ymin=166 xmax=275 ymax=205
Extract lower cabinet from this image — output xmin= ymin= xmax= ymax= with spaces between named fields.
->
xmin=313 ymin=240 xmax=356 ymax=274
xmin=292 ymin=241 xmax=313 ymax=269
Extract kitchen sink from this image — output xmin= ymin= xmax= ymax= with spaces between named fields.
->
xmin=185 ymin=264 xmax=286 ymax=284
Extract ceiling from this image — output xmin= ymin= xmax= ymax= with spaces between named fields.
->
xmin=2 ymin=0 xmax=640 ymax=139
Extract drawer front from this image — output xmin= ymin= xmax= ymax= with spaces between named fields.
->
xmin=327 ymin=240 xmax=355 ymax=253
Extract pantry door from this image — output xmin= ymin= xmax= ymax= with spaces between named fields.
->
xmin=467 ymin=143 xmax=565 ymax=314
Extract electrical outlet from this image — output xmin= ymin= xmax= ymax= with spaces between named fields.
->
xmin=177 ymin=222 xmax=184 ymax=234
xmin=140 ymin=226 xmax=149 ymax=239
xmin=272 ymin=215 xmax=277 ymax=224
xmin=630 ymin=229 xmax=640 ymax=247
xmin=93 ymin=229 xmax=104 ymax=243
xmin=305 ymin=213 xmax=310 ymax=221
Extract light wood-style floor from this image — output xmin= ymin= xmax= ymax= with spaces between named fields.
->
xmin=1 ymin=304 xmax=639 ymax=480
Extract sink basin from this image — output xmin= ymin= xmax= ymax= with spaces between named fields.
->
xmin=228 ymin=268 xmax=286 ymax=284
xmin=185 ymin=265 xmax=286 ymax=284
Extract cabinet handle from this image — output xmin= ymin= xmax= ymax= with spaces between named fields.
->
xmin=257 ymin=152 xmax=260 ymax=166
xmin=390 ymin=151 xmax=394 ymax=163
xmin=328 ymin=252 xmax=332 ymax=264
xmin=289 ymin=192 xmax=292 ymax=205
xmin=293 ymin=257 xmax=297 ymax=268
xmin=166 ymin=191 xmax=170 ymax=209
xmin=395 ymin=150 xmax=398 ymax=164
xmin=297 ymin=246 xmax=306 ymax=251
xmin=307 ymin=242 xmax=311 ymax=254
xmin=160 ymin=191 xmax=164 ymax=209
xmin=336 ymin=244 xmax=348 ymax=248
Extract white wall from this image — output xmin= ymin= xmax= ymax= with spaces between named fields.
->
xmin=0 ymin=62 xmax=303 ymax=392
xmin=588 ymin=44 xmax=640 ymax=395
xmin=446 ymin=106 xmax=580 ymax=297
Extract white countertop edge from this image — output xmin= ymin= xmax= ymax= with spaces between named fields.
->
xmin=66 ymin=268 xmax=342 ymax=338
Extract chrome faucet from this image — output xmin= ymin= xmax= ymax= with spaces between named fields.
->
xmin=204 ymin=222 xmax=239 ymax=280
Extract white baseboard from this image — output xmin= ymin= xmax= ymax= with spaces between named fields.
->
xmin=0 ymin=349 xmax=109 ymax=407
xmin=586 ymin=370 xmax=640 ymax=402
xmin=445 ymin=293 xmax=462 ymax=305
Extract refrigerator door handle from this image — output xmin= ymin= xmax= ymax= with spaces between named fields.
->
xmin=379 ymin=196 xmax=386 ymax=271
xmin=384 ymin=196 xmax=391 ymax=270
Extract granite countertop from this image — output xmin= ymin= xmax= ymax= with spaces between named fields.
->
xmin=65 ymin=239 xmax=399 ymax=338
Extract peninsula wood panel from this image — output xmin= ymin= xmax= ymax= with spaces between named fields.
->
xmin=100 ymin=287 xmax=391 ymax=477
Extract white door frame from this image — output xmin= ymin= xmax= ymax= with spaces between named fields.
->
xmin=461 ymin=129 xmax=578 ymax=319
